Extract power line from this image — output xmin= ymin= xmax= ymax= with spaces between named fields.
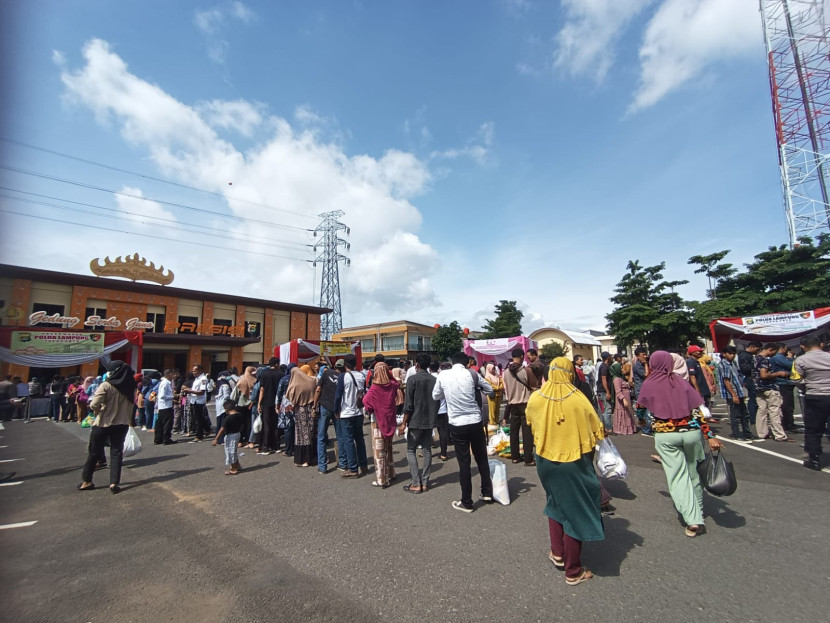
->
xmin=0 ymin=137 xmax=315 ymax=220
xmin=0 ymin=208 xmax=313 ymax=264
xmin=0 ymin=164 xmax=313 ymax=234
xmin=0 ymin=187 xmax=313 ymax=250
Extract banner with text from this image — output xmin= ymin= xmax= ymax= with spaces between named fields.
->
xmin=10 ymin=331 xmax=105 ymax=356
xmin=740 ymin=311 xmax=817 ymax=335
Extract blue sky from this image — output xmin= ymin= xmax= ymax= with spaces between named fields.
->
xmin=0 ymin=0 xmax=783 ymax=333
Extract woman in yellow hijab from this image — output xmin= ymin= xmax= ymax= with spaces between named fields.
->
xmin=526 ymin=357 xmax=605 ymax=586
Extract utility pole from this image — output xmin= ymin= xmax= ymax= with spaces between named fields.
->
xmin=761 ymin=0 xmax=830 ymax=245
xmin=313 ymin=210 xmax=350 ymax=339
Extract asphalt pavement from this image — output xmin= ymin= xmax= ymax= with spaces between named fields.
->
xmin=1 ymin=404 xmax=828 ymax=623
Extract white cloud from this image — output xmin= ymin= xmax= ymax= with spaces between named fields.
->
xmin=194 ymin=2 xmax=256 ymax=64
xmin=431 ymin=121 xmax=496 ymax=166
xmin=59 ymin=38 xmax=440 ymax=318
xmin=114 ymin=186 xmax=177 ymax=227
xmin=551 ymin=0 xmax=762 ymax=111
xmin=51 ymin=50 xmax=66 ymax=67
xmin=197 ymin=99 xmax=265 ymax=136
xmin=554 ymin=0 xmax=654 ymax=82
xmin=629 ymin=0 xmax=762 ymax=112
xmin=232 ymin=1 xmax=255 ymax=22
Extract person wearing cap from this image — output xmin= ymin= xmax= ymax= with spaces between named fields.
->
xmin=78 ymin=360 xmax=137 ymax=493
xmin=315 ymin=359 xmax=345 ymax=473
xmin=685 ymin=346 xmax=715 ymax=419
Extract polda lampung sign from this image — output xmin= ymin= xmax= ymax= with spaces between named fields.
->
xmin=28 ymin=311 xmax=155 ymax=331
xmin=740 ymin=310 xmax=817 ymax=335
xmin=10 ymin=331 xmax=104 ymax=356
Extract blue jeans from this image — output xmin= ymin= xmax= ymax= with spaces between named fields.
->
xmin=340 ymin=415 xmax=368 ymax=473
xmin=636 ymin=406 xmax=653 ymax=434
xmin=317 ymin=406 xmax=334 ymax=471
xmin=597 ymin=391 xmax=614 ymax=432
xmin=144 ymin=400 xmax=155 ymax=428
xmin=745 ymin=379 xmax=758 ymax=425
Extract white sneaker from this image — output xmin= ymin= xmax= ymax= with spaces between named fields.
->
xmin=141 ymin=426 xmax=147 ymax=431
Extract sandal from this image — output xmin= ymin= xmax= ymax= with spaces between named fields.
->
xmin=548 ymin=552 xmax=565 ymax=570
xmin=77 ymin=483 xmax=95 ymax=491
xmin=224 ymin=470 xmax=239 ymax=476
xmin=650 ymin=454 xmax=662 ymax=463
xmin=402 ymin=484 xmax=422 ymax=494
xmin=565 ymin=568 xmax=593 ymax=585
xmin=371 ymin=480 xmax=389 ymax=488
xmin=685 ymin=525 xmax=700 ymax=538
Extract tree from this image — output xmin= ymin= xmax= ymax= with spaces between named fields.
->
xmin=541 ymin=341 xmax=569 ymax=360
xmin=693 ymin=234 xmax=830 ymax=326
xmin=433 ymin=321 xmax=464 ymax=361
xmin=687 ymin=251 xmax=736 ymax=299
xmin=606 ymin=260 xmax=702 ymax=351
xmin=480 ymin=300 xmax=523 ymax=338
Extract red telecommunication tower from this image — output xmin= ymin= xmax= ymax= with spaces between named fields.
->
xmin=761 ymin=0 xmax=830 ymax=245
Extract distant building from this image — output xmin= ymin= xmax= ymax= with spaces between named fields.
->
xmin=528 ymin=327 xmax=604 ymax=361
xmin=333 ymin=320 xmax=437 ymax=363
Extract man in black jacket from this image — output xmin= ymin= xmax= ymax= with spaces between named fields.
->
xmin=738 ymin=341 xmax=762 ymax=425
xmin=400 ymin=354 xmax=439 ymax=492
xmin=257 ymin=357 xmax=284 ymax=455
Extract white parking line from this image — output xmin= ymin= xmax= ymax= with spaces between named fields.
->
xmin=0 ymin=521 xmax=37 ymax=530
xmin=0 ymin=458 xmax=22 ymax=463
xmin=716 ymin=435 xmax=830 ymax=473
xmin=0 ymin=481 xmax=23 ymax=487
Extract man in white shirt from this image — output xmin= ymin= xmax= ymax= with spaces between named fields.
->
xmin=154 ymin=369 xmax=177 ymax=446
xmin=432 ymin=351 xmax=495 ymax=513
xmin=334 ymin=354 xmax=369 ymax=478
xmin=183 ymin=364 xmax=209 ymax=442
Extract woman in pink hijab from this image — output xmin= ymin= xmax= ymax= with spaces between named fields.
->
xmin=362 ymin=362 xmax=399 ymax=488
xmin=638 ymin=351 xmax=721 ymax=538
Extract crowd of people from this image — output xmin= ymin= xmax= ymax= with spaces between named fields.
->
xmin=3 ymin=333 xmax=828 ymax=586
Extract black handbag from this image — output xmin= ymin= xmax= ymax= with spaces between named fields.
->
xmin=697 ymin=442 xmax=738 ymax=497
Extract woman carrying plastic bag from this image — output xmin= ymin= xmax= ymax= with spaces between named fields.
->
xmin=77 ymin=360 xmax=137 ymax=494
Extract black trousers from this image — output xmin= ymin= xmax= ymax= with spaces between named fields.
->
xmin=190 ymin=403 xmax=206 ymax=439
xmin=82 ymin=425 xmax=129 ymax=485
xmin=803 ymin=395 xmax=830 ymax=457
xmin=450 ymin=422 xmax=492 ymax=506
xmin=509 ymin=403 xmax=534 ymax=463
xmin=436 ymin=412 xmax=450 ymax=456
xmin=261 ymin=405 xmax=278 ymax=452
xmin=154 ymin=407 xmax=174 ymax=444
xmin=779 ymin=385 xmax=796 ymax=430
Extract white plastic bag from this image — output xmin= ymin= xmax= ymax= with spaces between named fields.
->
xmin=252 ymin=414 xmax=262 ymax=434
xmin=596 ymin=438 xmax=627 ymax=480
xmin=123 ymin=427 xmax=143 ymax=458
xmin=488 ymin=458 xmax=510 ymax=505
xmin=487 ymin=430 xmax=509 ymax=455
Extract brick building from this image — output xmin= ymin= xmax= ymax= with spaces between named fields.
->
xmin=0 ymin=263 xmax=328 ymax=380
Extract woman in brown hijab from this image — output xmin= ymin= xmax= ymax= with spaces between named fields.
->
xmin=234 ymin=366 xmax=257 ymax=446
xmin=285 ymin=366 xmax=319 ymax=467
xmin=362 ymin=362 xmax=399 ymax=488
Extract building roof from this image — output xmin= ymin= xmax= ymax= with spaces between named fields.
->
xmin=334 ymin=320 xmax=438 ymax=334
xmin=0 ymin=264 xmax=331 ymax=315
xmin=529 ymin=327 xmax=602 ymax=346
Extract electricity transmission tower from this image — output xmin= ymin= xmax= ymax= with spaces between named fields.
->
xmin=761 ymin=0 xmax=830 ymax=246
xmin=313 ymin=210 xmax=350 ymax=339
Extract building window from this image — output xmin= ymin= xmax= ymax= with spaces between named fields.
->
xmin=178 ymin=315 xmax=199 ymax=334
xmin=381 ymin=335 xmax=404 ymax=351
xmin=85 ymin=306 xmax=107 ymax=319
xmin=360 ymin=338 xmax=375 ymax=352
xmin=408 ymin=335 xmax=425 ymax=350
xmin=31 ymin=303 xmax=66 ymax=328
xmin=423 ymin=336 xmax=431 ymax=350
xmin=212 ymin=318 xmax=232 ymax=336
xmin=145 ymin=312 xmax=166 ymax=333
